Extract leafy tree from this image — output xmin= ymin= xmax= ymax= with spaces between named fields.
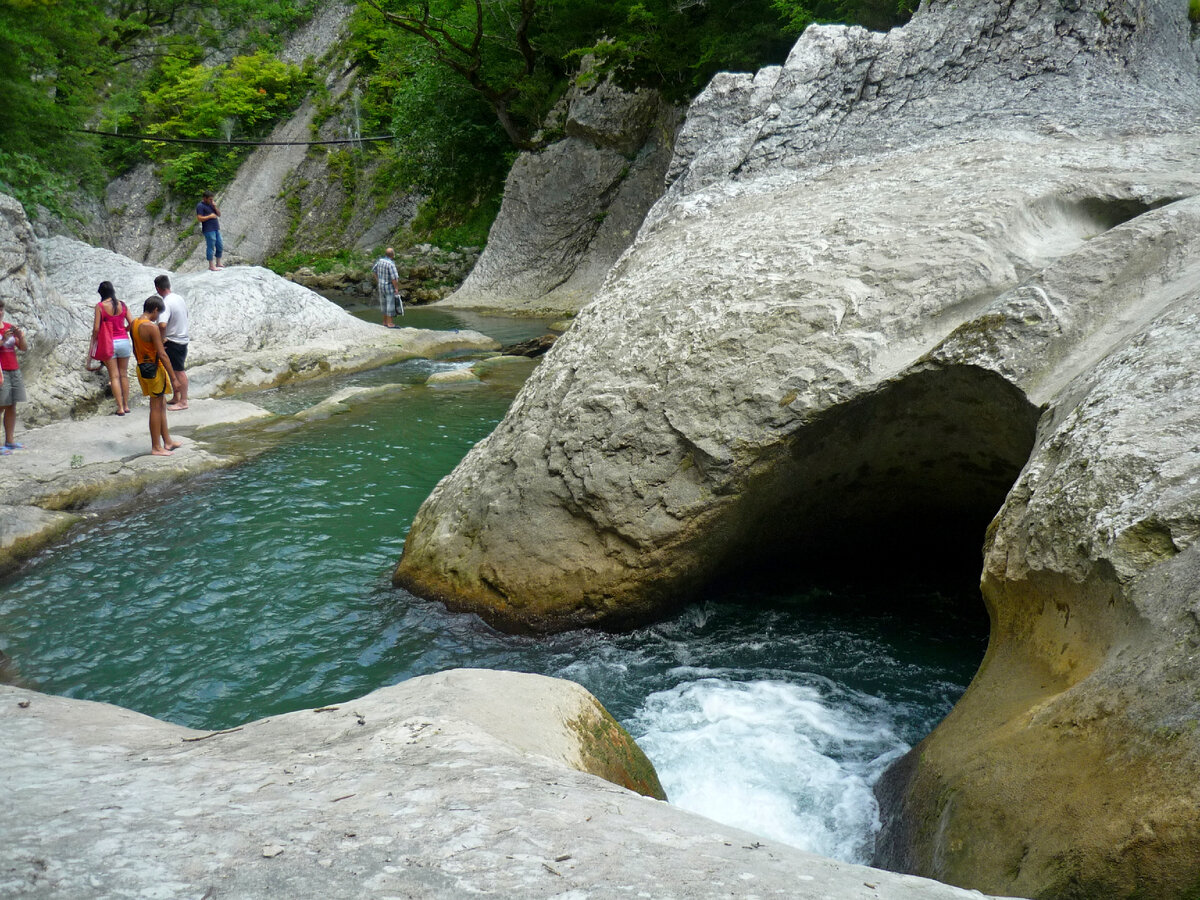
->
xmin=125 ymin=50 xmax=313 ymax=197
xmin=565 ymin=0 xmax=798 ymax=103
xmin=357 ymin=0 xmax=904 ymax=153
xmin=358 ymin=0 xmax=554 ymax=150
xmin=346 ymin=6 xmax=514 ymax=241
xmin=0 ymin=0 xmax=110 ymax=210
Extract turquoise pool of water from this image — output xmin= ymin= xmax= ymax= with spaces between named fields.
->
xmin=0 ymin=317 xmax=987 ymax=862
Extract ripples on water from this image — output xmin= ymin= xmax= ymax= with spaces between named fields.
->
xmin=0 ymin=344 xmax=986 ymax=864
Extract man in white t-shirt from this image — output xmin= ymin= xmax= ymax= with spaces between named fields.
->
xmin=154 ymin=274 xmax=190 ymax=411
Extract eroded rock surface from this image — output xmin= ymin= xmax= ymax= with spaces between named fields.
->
xmin=396 ymin=1 xmax=1200 ymax=896
xmin=0 ymin=669 xmax=1009 ymax=900
xmin=442 ymin=75 xmax=682 ymax=316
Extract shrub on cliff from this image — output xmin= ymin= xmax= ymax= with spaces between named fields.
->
xmin=111 ymin=51 xmax=314 ymax=199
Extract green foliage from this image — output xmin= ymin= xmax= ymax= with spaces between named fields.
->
xmin=556 ymin=0 xmax=794 ymax=102
xmin=0 ymin=0 xmax=318 ymax=216
xmin=0 ymin=151 xmax=81 ymax=215
xmin=413 ymin=188 xmax=503 ymax=249
xmin=348 ymin=5 xmax=515 ymax=238
xmin=770 ymin=0 xmax=913 ymax=34
xmin=115 ymin=51 xmax=312 ymax=198
xmin=361 ymin=0 xmax=555 ymax=149
xmin=264 ymin=247 xmax=366 ymax=275
xmin=0 ymin=0 xmax=108 ymax=212
xmin=1190 ymin=0 xmax=1200 ymax=25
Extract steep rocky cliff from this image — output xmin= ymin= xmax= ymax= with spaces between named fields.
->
xmin=394 ymin=0 xmax=1200 ymax=896
xmin=90 ymin=2 xmax=418 ymax=271
xmin=440 ymin=75 xmax=681 ymax=316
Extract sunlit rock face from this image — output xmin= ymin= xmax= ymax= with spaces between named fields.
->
xmin=396 ymin=0 xmax=1200 ymax=896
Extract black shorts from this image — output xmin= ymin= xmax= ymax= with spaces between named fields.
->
xmin=164 ymin=340 xmax=188 ymax=372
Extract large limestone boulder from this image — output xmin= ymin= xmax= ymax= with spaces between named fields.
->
xmin=0 ymin=669 xmax=1009 ymax=899
xmin=441 ymin=75 xmax=682 ymax=316
xmin=395 ymin=0 xmax=1200 ymax=896
xmin=0 ymin=195 xmax=496 ymax=425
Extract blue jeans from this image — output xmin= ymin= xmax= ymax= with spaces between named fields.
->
xmin=204 ymin=229 xmax=223 ymax=262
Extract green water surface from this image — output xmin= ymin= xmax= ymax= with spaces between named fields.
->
xmin=0 ymin=361 xmax=517 ymax=726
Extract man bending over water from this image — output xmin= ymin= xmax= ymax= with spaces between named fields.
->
xmin=131 ymin=296 xmax=181 ymax=457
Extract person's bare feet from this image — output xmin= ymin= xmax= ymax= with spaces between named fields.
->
xmin=167 ymin=402 xmax=187 ymax=410
xmin=165 ymin=440 xmax=183 ymax=450
xmin=151 ymin=448 xmax=174 ymax=456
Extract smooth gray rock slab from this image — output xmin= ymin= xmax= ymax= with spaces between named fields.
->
xmin=0 ymin=505 xmax=78 ymax=574
xmin=0 ymin=396 xmax=270 ymax=505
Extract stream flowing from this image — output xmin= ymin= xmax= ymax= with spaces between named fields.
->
xmin=0 ymin=305 xmax=987 ymax=864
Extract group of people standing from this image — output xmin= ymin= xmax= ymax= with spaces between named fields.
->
xmin=1 ymin=190 xmax=420 ymax=463
xmin=91 ymin=274 xmax=190 ymax=456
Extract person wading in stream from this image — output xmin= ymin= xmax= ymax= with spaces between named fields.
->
xmin=371 ymin=247 xmax=403 ymax=328
xmin=131 ymin=295 xmax=181 ymax=457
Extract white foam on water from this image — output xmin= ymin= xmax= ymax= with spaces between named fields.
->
xmin=631 ymin=677 xmax=909 ymax=863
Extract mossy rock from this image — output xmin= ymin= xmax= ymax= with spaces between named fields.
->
xmin=570 ymin=698 xmax=666 ymax=801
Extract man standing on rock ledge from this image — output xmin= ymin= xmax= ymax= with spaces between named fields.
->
xmin=154 ymin=274 xmax=189 ymax=411
xmin=371 ymin=247 xmax=403 ymax=328
xmin=196 ymin=190 xmax=223 ymax=271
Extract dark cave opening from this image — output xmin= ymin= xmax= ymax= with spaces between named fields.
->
xmin=713 ymin=364 xmax=1043 ymax=625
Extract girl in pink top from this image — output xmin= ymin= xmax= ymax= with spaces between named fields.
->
xmin=93 ymin=281 xmax=134 ymax=415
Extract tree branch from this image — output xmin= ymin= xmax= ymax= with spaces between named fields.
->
xmin=363 ymin=0 xmax=547 ymax=151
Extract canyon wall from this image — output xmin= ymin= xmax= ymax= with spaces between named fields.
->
xmin=441 ymin=75 xmax=681 ymax=317
xmin=394 ymin=1 xmax=1200 ymax=896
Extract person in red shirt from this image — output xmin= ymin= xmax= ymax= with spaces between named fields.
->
xmin=0 ymin=299 xmax=28 ymax=455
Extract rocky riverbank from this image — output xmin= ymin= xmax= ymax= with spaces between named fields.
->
xmin=0 ymin=190 xmax=499 ymax=573
xmin=1 ymin=670 xmax=1015 ymax=900
xmin=286 ymin=243 xmax=482 ymax=305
